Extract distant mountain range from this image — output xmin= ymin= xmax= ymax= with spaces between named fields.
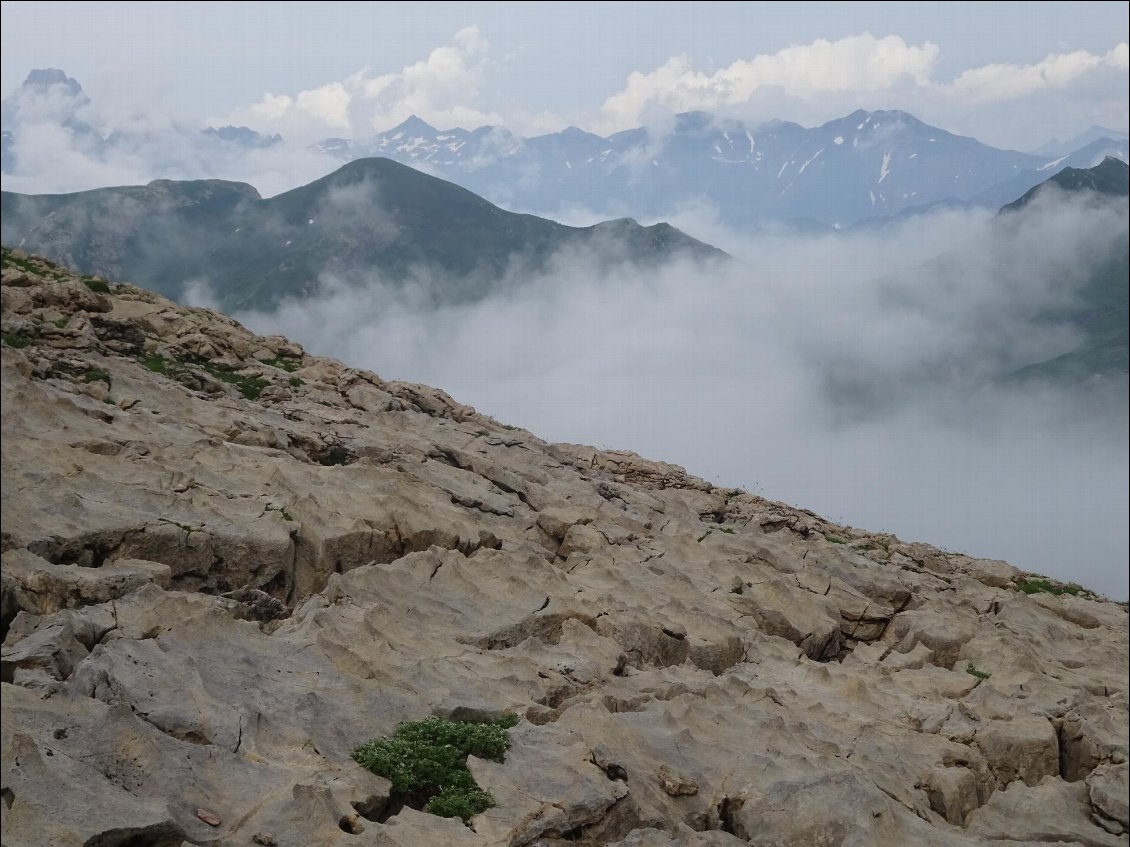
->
xmin=313 ymin=110 xmax=1128 ymax=229
xmin=1032 ymin=124 xmax=1130 ymax=157
xmin=2 ymin=68 xmax=1127 ymax=230
xmin=1 ymin=158 xmax=723 ymax=311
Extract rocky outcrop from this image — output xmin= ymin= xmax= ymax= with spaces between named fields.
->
xmin=1 ymin=250 xmax=1128 ymax=846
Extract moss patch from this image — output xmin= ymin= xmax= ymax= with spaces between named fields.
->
xmin=1015 ymin=577 xmax=1090 ymax=597
xmin=2 ymin=330 xmax=32 ymax=348
xmin=82 ymin=277 xmax=111 ymax=293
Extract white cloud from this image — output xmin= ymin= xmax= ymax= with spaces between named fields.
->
xmin=225 ymin=25 xmax=514 ymax=142
xmin=1109 ymin=43 xmax=1130 ymax=71
xmin=593 ymin=35 xmax=1129 ymax=140
xmin=951 ymin=44 xmax=1128 ymax=102
xmin=295 ymin=81 xmax=352 ymax=131
xmin=596 ymin=33 xmax=939 ymax=132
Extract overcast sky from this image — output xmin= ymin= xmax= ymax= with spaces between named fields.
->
xmin=2 ymin=1 xmax=1127 ymax=149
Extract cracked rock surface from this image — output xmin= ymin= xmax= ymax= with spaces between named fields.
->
xmin=2 ymin=251 xmax=1128 ymax=846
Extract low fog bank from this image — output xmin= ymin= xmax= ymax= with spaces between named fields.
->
xmin=222 ymin=195 xmax=1129 ymax=598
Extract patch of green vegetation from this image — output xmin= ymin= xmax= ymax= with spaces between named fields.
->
xmin=262 ymin=355 xmax=300 ymax=373
xmin=264 ymin=504 xmax=294 ymax=522
xmin=719 ymin=527 xmax=735 ymax=535
xmin=139 ymin=353 xmax=170 ymax=374
xmin=82 ymin=277 xmax=111 ymax=293
xmin=1 ymin=247 xmax=38 ymax=274
xmin=200 ymin=361 xmax=269 ymax=400
xmin=965 ymin=663 xmax=992 ymax=681
xmin=288 ymin=376 xmax=303 ymax=388
xmin=1015 ymin=577 xmax=1088 ymax=597
xmin=135 ymin=352 xmax=269 ymax=400
xmin=44 ymin=361 xmax=111 ymax=387
xmin=824 ymin=533 xmax=848 ymax=545
xmin=353 ymin=715 xmax=518 ymax=822
xmin=52 ymin=318 xmax=68 ymax=328
xmin=2 ymin=330 xmax=32 ymax=348
xmin=696 ymin=529 xmax=714 ymax=542
xmin=83 ymin=368 xmax=111 ymax=387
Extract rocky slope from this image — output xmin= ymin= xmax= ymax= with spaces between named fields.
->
xmin=1 ymin=251 xmax=1127 ymax=847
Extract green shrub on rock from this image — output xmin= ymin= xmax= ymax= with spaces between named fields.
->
xmin=352 ymin=714 xmax=517 ymax=822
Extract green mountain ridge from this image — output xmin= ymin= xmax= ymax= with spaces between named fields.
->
xmin=1001 ymin=158 xmax=1129 ymax=385
xmin=1 ymin=158 xmax=725 ymax=312
xmin=1002 ymin=156 xmax=1130 ymax=211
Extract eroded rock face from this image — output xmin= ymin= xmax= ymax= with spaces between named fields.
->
xmin=2 ymin=251 xmax=1128 ymax=846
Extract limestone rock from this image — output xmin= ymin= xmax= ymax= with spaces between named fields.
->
xmin=1088 ymin=762 xmax=1129 ymax=831
xmin=657 ymin=764 xmax=698 ymax=796
xmin=975 ymin=715 xmax=1060 ymax=788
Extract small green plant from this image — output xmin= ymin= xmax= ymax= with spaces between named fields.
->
xmin=965 ymin=663 xmax=991 ymax=681
xmin=52 ymin=318 xmax=69 ymax=328
xmin=82 ymin=277 xmax=111 ymax=293
xmin=719 ymin=526 xmax=735 ymax=535
xmin=2 ymin=330 xmax=32 ymax=348
xmin=264 ymin=504 xmax=294 ymax=522
xmin=288 ymin=376 xmax=303 ymax=388
xmin=824 ymin=533 xmax=848 ymax=545
xmin=353 ymin=715 xmax=518 ymax=822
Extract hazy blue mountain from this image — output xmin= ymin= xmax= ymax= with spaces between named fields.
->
xmin=1002 ymin=158 xmax=1129 ymax=384
xmin=1033 ymin=124 xmax=1130 ymax=156
xmin=201 ymin=125 xmax=283 ymax=148
xmin=313 ymin=109 xmax=1127 ymax=228
xmin=2 ymin=157 xmax=724 ymax=312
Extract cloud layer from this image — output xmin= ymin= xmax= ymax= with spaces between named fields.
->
xmin=213 ymin=191 xmax=1130 ymax=599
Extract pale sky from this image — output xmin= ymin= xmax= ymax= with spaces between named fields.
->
xmin=2 ymin=1 xmax=1128 ymax=149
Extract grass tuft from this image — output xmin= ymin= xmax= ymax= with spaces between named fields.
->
xmin=965 ymin=663 xmax=992 ymax=681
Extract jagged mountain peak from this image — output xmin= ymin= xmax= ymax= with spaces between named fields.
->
xmin=387 ymin=113 xmax=439 ymax=136
xmin=21 ymin=67 xmax=85 ymax=96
